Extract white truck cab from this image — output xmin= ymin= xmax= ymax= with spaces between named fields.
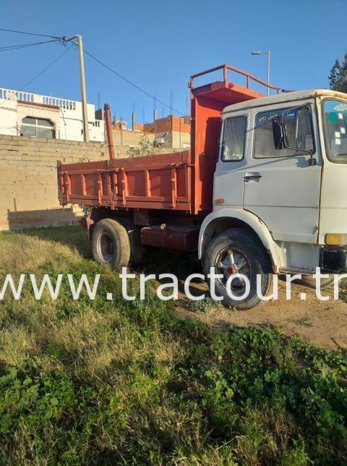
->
xmin=201 ymin=89 xmax=347 ymax=308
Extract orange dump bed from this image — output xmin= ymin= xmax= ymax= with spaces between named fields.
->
xmin=58 ymin=150 xmax=192 ymax=211
xmin=58 ymin=65 xmax=280 ymax=214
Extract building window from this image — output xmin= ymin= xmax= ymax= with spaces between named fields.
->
xmin=21 ymin=117 xmax=55 ymax=138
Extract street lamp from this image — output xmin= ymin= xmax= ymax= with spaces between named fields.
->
xmin=251 ymin=50 xmax=271 ymax=95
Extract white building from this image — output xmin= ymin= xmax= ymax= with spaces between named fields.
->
xmin=0 ymin=88 xmax=105 ymax=142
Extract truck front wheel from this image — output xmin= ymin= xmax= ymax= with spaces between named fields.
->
xmin=92 ymin=218 xmax=131 ymax=269
xmin=203 ymin=228 xmax=272 ymax=310
xmin=296 ymin=274 xmax=334 ymax=289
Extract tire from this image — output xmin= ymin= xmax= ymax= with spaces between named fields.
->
xmin=92 ymin=218 xmax=131 ymax=269
xmin=117 ymin=218 xmax=144 ymax=266
xmin=295 ymin=274 xmax=334 ymax=289
xmin=203 ymin=228 xmax=272 ymax=310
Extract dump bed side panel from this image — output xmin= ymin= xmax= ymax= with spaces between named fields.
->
xmin=58 ymin=150 xmax=192 ymax=211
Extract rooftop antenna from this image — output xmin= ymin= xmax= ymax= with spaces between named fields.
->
xmin=97 ymin=91 xmax=101 ymax=109
xmin=153 ymin=94 xmax=157 ymax=131
xmin=132 ymin=101 xmax=136 ymax=130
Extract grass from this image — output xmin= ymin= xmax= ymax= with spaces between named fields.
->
xmin=0 ymin=226 xmax=346 ymax=465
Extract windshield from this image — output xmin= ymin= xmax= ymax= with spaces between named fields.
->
xmin=323 ymin=99 xmax=347 ymax=163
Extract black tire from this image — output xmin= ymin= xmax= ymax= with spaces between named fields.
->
xmin=117 ymin=218 xmax=144 ymax=266
xmin=203 ymin=228 xmax=272 ymax=310
xmin=92 ymin=218 xmax=131 ymax=269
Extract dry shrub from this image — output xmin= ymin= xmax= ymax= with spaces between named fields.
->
xmin=0 ymin=233 xmax=81 ymax=273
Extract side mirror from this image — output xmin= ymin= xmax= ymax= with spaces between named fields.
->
xmin=272 ymin=116 xmax=286 ymax=150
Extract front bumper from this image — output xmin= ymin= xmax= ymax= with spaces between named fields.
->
xmin=321 ymin=247 xmax=347 ymax=273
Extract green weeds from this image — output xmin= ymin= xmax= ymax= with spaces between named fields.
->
xmin=0 ymin=227 xmax=345 ymax=465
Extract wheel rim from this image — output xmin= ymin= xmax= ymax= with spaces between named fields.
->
xmin=98 ymin=232 xmax=114 ymax=263
xmin=215 ymin=246 xmax=251 ymax=296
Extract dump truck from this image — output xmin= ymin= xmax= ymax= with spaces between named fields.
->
xmin=57 ymin=64 xmax=347 ymax=309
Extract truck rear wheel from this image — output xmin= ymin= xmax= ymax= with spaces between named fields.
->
xmin=204 ymin=228 xmax=272 ymax=310
xmin=118 ymin=219 xmax=143 ymax=266
xmin=92 ymin=218 xmax=131 ymax=269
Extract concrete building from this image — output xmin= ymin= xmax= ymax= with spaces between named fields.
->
xmin=137 ymin=115 xmax=191 ymax=149
xmin=112 ymin=120 xmax=155 ymax=147
xmin=0 ymin=87 xmax=104 ymax=142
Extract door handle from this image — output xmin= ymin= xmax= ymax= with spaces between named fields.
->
xmin=244 ymin=173 xmax=262 ymax=182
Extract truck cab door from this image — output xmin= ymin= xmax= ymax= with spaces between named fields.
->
xmin=243 ymin=100 xmax=322 ymax=244
xmin=214 ymin=112 xmax=249 ymax=208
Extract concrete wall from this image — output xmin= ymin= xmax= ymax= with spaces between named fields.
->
xmin=112 ymin=128 xmax=155 ymax=147
xmin=0 ymin=135 xmax=115 ymax=231
xmin=0 ymin=134 xmax=181 ymax=231
xmin=171 ymin=131 xmax=191 ymax=149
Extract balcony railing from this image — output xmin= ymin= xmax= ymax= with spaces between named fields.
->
xmin=0 ymin=88 xmax=78 ymax=111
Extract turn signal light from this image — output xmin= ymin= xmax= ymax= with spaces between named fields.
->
xmin=325 ymin=233 xmax=347 ymax=246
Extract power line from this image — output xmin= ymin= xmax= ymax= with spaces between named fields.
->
xmin=20 ymin=44 xmax=73 ymax=89
xmin=0 ymin=29 xmax=185 ymax=116
xmin=0 ymin=39 xmax=59 ymax=52
xmin=0 ymin=44 xmax=73 ymax=109
xmin=81 ymin=46 xmax=184 ymax=116
xmin=0 ymin=27 xmax=60 ymax=40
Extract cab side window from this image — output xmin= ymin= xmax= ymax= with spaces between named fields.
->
xmin=221 ymin=116 xmax=247 ymax=161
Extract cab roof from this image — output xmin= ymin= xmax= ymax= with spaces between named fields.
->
xmin=222 ymin=89 xmax=347 ymax=115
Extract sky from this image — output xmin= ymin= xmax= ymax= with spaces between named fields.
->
xmin=0 ymin=0 xmax=346 ymax=125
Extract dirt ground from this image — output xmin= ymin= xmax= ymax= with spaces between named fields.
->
xmin=22 ymin=228 xmax=347 ymax=354
xmin=175 ymin=280 xmax=347 ymax=353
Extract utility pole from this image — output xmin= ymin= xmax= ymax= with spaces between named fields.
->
xmin=64 ymin=34 xmax=89 ymax=142
xmin=77 ymin=35 xmax=89 ymax=142
xmin=267 ymin=50 xmax=270 ymax=96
